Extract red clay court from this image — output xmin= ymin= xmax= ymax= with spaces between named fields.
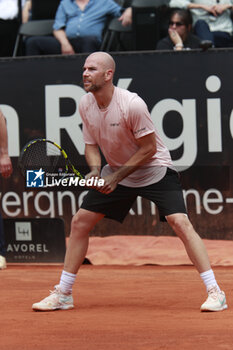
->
xmin=1 ymin=236 xmax=233 ymax=350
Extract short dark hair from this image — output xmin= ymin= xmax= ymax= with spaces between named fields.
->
xmin=169 ymin=8 xmax=193 ymax=27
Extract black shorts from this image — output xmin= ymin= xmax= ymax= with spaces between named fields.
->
xmin=81 ymin=168 xmax=187 ymax=223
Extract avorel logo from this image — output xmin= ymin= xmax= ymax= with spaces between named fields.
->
xmin=9 ymin=221 xmax=50 ymax=255
xmin=15 ymin=222 xmax=32 ymax=241
xmin=5 ymin=218 xmax=65 ymax=263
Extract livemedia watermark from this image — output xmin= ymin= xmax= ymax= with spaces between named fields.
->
xmin=26 ymin=168 xmax=105 ymax=188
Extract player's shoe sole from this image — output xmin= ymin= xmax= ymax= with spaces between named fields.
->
xmin=201 ymin=303 xmax=228 ymax=312
xmin=32 ymin=304 xmax=74 ymax=311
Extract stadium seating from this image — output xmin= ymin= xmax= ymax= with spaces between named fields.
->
xmin=101 ymin=0 xmax=170 ymax=51
xmin=12 ymin=19 xmax=54 ymax=57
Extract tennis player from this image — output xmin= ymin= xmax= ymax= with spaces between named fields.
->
xmin=32 ymin=52 xmax=227 ymax=312
xmin=0 ymin=109 xmax=13 ymax=269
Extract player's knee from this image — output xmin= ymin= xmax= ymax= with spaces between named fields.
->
xmin=167 ymin=214 xmax=194 ymax=239
xmin=70 ymin=212 xmax=90 ymax=238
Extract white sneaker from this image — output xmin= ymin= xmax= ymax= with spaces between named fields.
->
xmin=201 ymin=285 xmax=227 ymax=312
xmin=0 ymin=255 xmax=6 ymax=270
xmin=32 ymin=285 xmax=74 ymax=311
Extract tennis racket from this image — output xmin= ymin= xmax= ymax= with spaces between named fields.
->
xmin=18 ymin=138 xmax=83 ymax=180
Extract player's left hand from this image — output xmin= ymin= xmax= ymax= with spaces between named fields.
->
xmin=96 ymin=173 xmax=118 ymax=194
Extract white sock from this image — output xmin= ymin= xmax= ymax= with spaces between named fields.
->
xmin=200 ymin=269 xmax=220 ymax=292
xmin=59 ymin=270 xmax=76 ymax=294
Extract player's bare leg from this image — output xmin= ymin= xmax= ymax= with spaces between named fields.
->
xmin=32 ymin=209 xmax=104 ymax=311
xmin=64 ymin=209 xmax=105 ymax=274
xmin=166 ymin=213 xmax=227 ymax=311
xmin=166 ymin=213 xmax=210 ymax=273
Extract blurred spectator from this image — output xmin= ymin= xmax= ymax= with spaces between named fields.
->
xmin=22 ymin=0 xmax=31 ymax=23
xmin=0 ymin=0 xmax=26 ymax=56
xmin=156 ymin=8 xmax=201 ymax=50
xmin=25 ymin=0 xmax=132 ymax=56
xmin=0 ymin=109 xmax=13 ymax=270
xmin=169 ymin=0 xmax=233 ymax=48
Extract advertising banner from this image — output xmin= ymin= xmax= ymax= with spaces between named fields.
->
xmin=3 ymin=218 xmax=66 ymax=263
xmin=0 ymin=50 xmax=232 ymax=240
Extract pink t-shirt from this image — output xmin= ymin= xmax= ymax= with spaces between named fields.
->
xmin=79 ymin=87 xmax=173 ymax=187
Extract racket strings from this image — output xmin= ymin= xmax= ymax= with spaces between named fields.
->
xmin=19 ymin=142 xmax=67 ymax=175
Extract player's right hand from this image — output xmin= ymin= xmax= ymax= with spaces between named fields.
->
xmin=0 ymin=155 xmax=13 ymax=178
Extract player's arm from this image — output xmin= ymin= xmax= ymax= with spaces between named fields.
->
xmin=84 ymin=144 xmax=102 ymax=180
xmin=99 ymin=132 xmax=156 ymax=194
xmin=0 ymin=110 xmax=13 ymax=178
